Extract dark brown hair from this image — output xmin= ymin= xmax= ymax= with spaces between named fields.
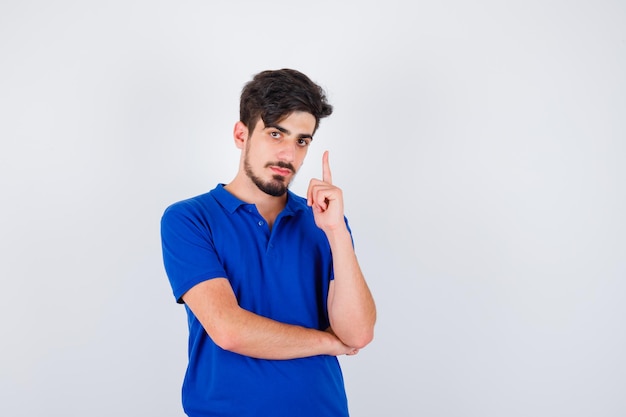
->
xmin=240 ymin=69 xmax=333 ymax=134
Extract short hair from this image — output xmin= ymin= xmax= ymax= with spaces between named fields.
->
xmin=240 ymin=68 xmax=333 ymax=134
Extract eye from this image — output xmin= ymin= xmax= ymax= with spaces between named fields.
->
xmin=297 ymin=138 xmax=311 ymax=147
xmin=269 ymin=131 xmax=281 ymax=139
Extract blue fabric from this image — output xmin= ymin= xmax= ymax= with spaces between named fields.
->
xmin=161 ymin=184 xmax=349 ymax=417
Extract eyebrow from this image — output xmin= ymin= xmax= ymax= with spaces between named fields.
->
xmin=267 ymin=124 xmax=313 ymax=140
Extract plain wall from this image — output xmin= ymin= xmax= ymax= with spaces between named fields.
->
xmin=1 ymin=1 xmax=624 ymax=416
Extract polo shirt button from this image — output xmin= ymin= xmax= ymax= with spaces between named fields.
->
xmin=258 ymin=221 xmax=264 ymax=226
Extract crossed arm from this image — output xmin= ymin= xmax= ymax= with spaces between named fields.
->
xmin=182 ymin=232 xmax=375 ymax=360
xmin=182 ymin=278 xmax=358 ymax=360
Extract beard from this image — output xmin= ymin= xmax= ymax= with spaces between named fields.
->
xmin=244 ymin=156 xmax=295 ymax=197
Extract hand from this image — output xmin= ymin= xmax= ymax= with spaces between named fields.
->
xmin=307 ymin=151 xmax=346 ymax=233
xmin=325 ymin=327 xmax=360 ymax=356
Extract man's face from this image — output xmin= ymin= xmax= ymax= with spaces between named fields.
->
xmin=243 ymin=111 xmax=316 ymax=197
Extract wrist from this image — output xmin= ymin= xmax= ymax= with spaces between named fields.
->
xmin=320 ymin=328 xmax=341 ymax=355
xmin=323 ymin=224 xmax=350 ymax=245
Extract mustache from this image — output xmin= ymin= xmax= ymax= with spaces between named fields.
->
xmin=265 ymin=161 xmax=295 ymax=172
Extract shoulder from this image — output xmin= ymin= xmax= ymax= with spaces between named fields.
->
xmin=163 ymin=191 xmax=213 ymax=219
xmin=161 ymin=187 xmax=229 ymax=234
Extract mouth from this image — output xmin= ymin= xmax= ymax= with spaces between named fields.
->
xmin=269 ymin=166 xmax=293 ymax=176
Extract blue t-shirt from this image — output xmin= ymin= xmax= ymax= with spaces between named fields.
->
xmin=161 ymin=184 xmax=349 ymax=417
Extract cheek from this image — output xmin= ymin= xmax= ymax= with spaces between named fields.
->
xmin=296 ymin=149 xmax=309 ymax=167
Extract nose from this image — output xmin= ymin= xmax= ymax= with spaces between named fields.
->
xmin=277 ymin=141 xmax=296 ymax=162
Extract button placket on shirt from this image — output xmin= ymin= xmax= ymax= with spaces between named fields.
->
xmin=245 ymin=206 xmax=272 ymax=250
xmin=245 ymin=205 xmax=293 ymax=255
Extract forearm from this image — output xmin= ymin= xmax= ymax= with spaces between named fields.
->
xmin=214 ymin=307 xmax=345 ymax=360
xmin=182 ymin=278 xmax=353 ymax=360
xmin=326 ymin=226 xmax=376 ymax=349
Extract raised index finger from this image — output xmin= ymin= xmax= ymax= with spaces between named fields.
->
xmin=322 ymin=150 xmax=333 ymax=185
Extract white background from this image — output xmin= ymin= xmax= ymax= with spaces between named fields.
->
xmin=1 ymin=1 xmax=625 ymax=416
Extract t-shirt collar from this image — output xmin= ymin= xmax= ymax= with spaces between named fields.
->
xmin=213 ymin=183 xmax=306 ymax=215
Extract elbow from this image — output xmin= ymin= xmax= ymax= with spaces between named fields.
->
xmin=200 ymin=305 xmax=248 ymax=353
xmin=211 ymin=329 xmax=242 ymax=352
xmin=331 ymin=312 xmax=376 ymax=349
xmin=207 ymin=325 xmax=244 ymax=352
xmin=351 ymin=329 xmax=375 ymax=350
xmin=339 ymin=327 xmax=374 ymax=350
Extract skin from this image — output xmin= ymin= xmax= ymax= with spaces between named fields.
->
xmin=181 ymin=111 xmax=376 ymax=359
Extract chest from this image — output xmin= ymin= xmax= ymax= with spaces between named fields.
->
xmin=210 ymin=209 xmax=332 ymax=325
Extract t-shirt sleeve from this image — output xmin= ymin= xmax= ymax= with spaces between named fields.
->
xmin=160 ymin=202 xmax=227 ymax=303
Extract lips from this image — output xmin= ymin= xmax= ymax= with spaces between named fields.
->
xmin=270 ymin=166 xmax=292 ymax=176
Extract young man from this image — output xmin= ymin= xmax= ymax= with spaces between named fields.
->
xmin=161 ymin=69 xmax=376 ymax=417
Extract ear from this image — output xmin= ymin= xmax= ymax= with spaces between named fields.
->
xmin=233 ymin=121 xmax=248 ymax=150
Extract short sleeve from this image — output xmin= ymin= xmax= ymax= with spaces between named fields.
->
xmin=160 ymin=202 xmax=227 ymax=303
